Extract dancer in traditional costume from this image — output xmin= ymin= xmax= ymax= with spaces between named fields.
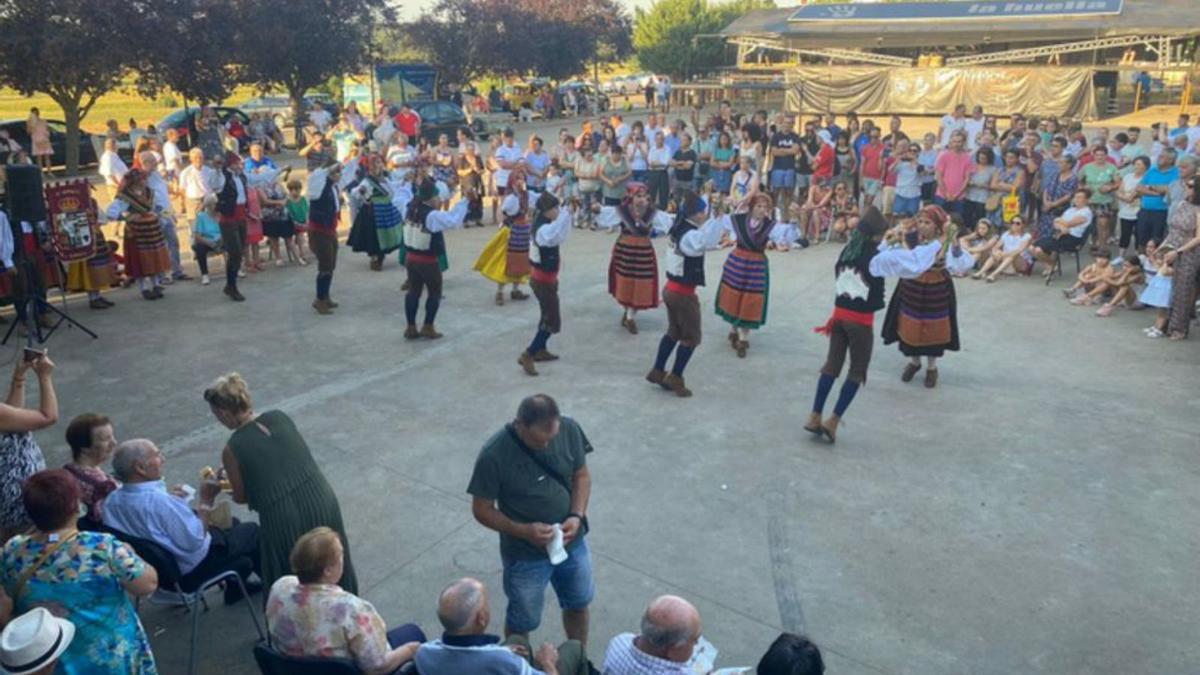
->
xmin=596 ymin=182 xmax=673 ymax=334
xmin=517 ymin=192 xmax=574 ymax=376
xmin=646 ymin=191 xmax=728 ymax=397
xmin=347 ymin=154 xmax=403 ymax=271
xmin=474 ymin=167 xmax=532 ymax=305
xmin=106 ymin=169 xmax=171 ymax=300
xmin=65 ymin=197 xmax=117 ymax=309
xmin=875 ymin=205 xmax=974 ymax=388
xmin=307 ymin=160 xmax=347 ymax=315
xmin=716 ymin=192 xmax=776 ymax=357
xmin=403 ymin=178 xmax=472 ymax=339
xmin=806 ymin=207 xmax=890 ymax=443
xmin=214 ymin=154 xmax=248 ymax=301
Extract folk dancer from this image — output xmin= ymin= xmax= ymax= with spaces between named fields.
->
xmin=403 ymin=178 xmax=472 ymax=339
xmin=347 ymin=153 xmax=404 ymax=271
xmin=64 ymin=195 xmax=118 ymax=310
xmin=307 ymin=160 xmax=352 ymax=314
xmin=214 ymin=153 xmax=248 ymax=301
xmin=106 ymin=169 xmax=172 ymax=301
xmin=716 ymin=193 xmax=776 ymax=357
xmin=474 ymin=167 xmax=532 ymax=305
xmin=807 ymin=207 xmax=891 ymax=443
xmin=875 ymin=205 xmax=974 ymax=388
xmin=645 ymin=191 xmax=728 ymax=397
xmin=517 ymin=192 xmax=574 ymax=376
xmin=595 ymin=182 xmax=674 ymax=334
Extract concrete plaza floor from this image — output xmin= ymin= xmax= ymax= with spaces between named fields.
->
xmin=28 ymin=223 xmax=1200 ymax=674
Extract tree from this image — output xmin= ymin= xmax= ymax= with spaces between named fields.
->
xmin=237 ymin=0 xmax=393 ymax=144
xmin=0 ymin=0 xmax=150 ymax=174
xmin=135 ymin=0 xmax=244 ymax=107
xmin=634 ymin=0 xmax=774 ymax=79
xmin=408 ymin=0 xmax=632 ymax=86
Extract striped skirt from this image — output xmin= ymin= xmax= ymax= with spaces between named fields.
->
xmin=880 ymin=269 xmax=960 ymax=356
xmin=505 ymin=223 xmax=532 ymax=279
xmin=348 ymin=203 xmax=402 ymax=257
xmin=716 ymin=248 xmax=770 ymax=329
xmin=123 ymin=216 xmax=171 ymax=279
xmin=375 ymin=202 xmax=403 ymax=253
xmin=608 ymin=233 xmax=659 ymax=309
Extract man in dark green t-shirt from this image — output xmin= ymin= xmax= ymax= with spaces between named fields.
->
xmin=468 ymin=394 xmax=594 ymax=646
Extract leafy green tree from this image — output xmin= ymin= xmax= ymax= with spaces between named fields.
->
xmin=634 ymin=0 xmax=773 ymax=79
xmin=0 ymin=0 xmax=150 ymax=174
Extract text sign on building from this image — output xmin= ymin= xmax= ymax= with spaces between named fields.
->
xmin=788 ymin=0 xmax=1123 ymax=22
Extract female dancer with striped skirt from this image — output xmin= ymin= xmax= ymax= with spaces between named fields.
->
xmin=874 ymin=205 xmax=974 ymax=388
xmin=716 ymin=193 xmax=776 ymax=357
xmin=596 ymin=182 xmax=674 ymax=334
xmin=106 ymin=169 xmax=172 ymax=301
xmin=347 ymin=154 xmax=404 ymax=271
xmin=474 ymin=167 xmax=532 ymax=305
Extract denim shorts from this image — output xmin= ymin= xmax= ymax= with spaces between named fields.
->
xmin=769 ymin=169 xmax=796 ymax=189
xmin=502 ymin=537 xmax=594 ymax=634
xmin=893 ymin=195 xmax=920 ymax=216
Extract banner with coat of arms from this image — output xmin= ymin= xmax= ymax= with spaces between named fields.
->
xmin=44 ymin=179 xmax=99 ymax=263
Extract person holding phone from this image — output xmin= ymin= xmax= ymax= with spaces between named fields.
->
xmin=0 ymin=352 xmax=58 ymax=541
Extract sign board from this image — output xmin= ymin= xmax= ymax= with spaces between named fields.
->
xmin=788 ymin=0 xmax=1123 ymax=22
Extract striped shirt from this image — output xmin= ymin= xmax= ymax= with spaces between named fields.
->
xmin=602 ymin=633 xmax=692 ymax=674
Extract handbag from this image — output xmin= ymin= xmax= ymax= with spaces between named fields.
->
xmin=1001 ymin=189 xmax=1021 ymax=224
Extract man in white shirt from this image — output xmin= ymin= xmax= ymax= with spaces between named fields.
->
xmin=103 ymin=439 xmax=261 ymax=604
xmin=308 ymin=106 xmax=332 ymax=133
xmin=614 ymin=114 xmax=630 ymax=144
xmin=178 ymin=148 xmax=222 ymax=230
xmin=162 ymin=129 xmax=184 ymax=180
xmin=964 ymin=105 xmax=985 ymax=150
xmin=97 ymin=138 xmax=128 ymax=199
xmin=939 ymin=104 xmax=968 ymax=149
xmin=140 ymin=152 xmax=191 ymax=282
xmin=493 ymin=128 xmax=525 ymax=196
xmin=602 ymin=595 xmax=702 ymax=675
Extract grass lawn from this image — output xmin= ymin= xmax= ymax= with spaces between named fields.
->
xmin=0 ymin=85 xmax=263 ymax=132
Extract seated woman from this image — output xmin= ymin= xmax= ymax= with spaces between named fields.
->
xmin=1031 ymin=189 xmax=1093 ymax=275
xmin=266 ymin=527 xmax=425 ymax=675
xmin=828 ymin=181 xmax=859 ymax=242
xmin=975 ymin=217 xmax=1033 ymax=282
xmin=799 ymin=178 xmax=832 ymax=244
xmin=956 ymin=219 xmax=998 ymax=277
xmin=62 ymin=413 xmax=119 ymax=523
xmin=0 ymin=469 xmax=158 ymax=674
xmin=1093 ymin=254 xmax=1145 ymax=317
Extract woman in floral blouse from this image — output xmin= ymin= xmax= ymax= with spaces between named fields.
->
xmin=0 ymin=469 xmax=159 ymax=674
xmin=266 ymin=527 xmax=425 ymax=674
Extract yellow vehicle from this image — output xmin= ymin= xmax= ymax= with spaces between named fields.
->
xmin=503 ymin=82 xmax=538 ymax=112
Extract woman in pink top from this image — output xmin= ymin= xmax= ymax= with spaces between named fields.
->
xmin=934 ymin=130 xmax=973 ymax=217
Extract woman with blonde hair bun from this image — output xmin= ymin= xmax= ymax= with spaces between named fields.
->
xmin=204 ymin=372 xmax=358 ymax=593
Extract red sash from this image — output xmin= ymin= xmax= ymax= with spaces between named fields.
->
xmin=813 ymin=307 xmax=874 ymax=335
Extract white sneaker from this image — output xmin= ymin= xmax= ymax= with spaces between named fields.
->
xmin=1146 ymin=327 xmax=1164 ymax=338
xmin=201 ymin=274 xmax=211 ymax=286
xmin=237 ymin=270 xmax=247 ymax=278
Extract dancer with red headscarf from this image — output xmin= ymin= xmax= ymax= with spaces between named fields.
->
xmin=596 ymin=182 xmax=673 ymax=334
xmin=874 ymin=205 xmax=974 ymax=388
xmin=474 ymin=166 xmax=532 ymax=305
xmin=716 ymin=192 xmax=777 ymax=358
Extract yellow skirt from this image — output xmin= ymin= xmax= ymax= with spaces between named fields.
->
xmin=473 ymin=227 xmax=529 ymax=285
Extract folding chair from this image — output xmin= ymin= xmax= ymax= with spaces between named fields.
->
xmin=1045 ymin=224 xmax=1093 ymax=285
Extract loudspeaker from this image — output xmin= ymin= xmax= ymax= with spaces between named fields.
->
xmin=4 ymin=164 xmax=47 ymax=224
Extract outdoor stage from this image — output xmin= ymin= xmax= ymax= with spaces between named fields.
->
xmin=32 ymin=223 xmax=1200 ymax=674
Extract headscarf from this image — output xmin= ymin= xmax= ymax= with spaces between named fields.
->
xmin=116 ymin=168 xmax=147 ymax=195
xmin=839 ymin=206 xmax=888 ymax=264
xmin=918 ymin=204 xmax=949 ymax=237
xmin=618 ymin=181 xmax=654 ymax=226
xmin=415 ymin=177 xmax=438 ymax=203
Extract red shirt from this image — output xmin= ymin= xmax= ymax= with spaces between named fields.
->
xmin=811 ymin=143 xmax=835 ymax=180
xmin=860 ymin=142 xmax=885 ymax=180
xmin=394 ymin=111 xmax=421 ymax=138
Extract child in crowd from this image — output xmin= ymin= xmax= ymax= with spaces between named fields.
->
xmin=1140 ymin=245 xmax=1174 ymax=337
xmin=917 ymin=133 xmax=939 ymax=205
xmin=1094 ymin=254 xmax=1145 ymax=316
xmin=956 ymin=219 xmax=998 ymax=277
xmin=767 ymin=203 xmax=805 ymax=252
xmin=285 ymin=179 xmax=311 ymax=263
xmin=191 ymin=199 xmax=222 ymax=286
xmin=545 ymin=161 xmax=565 ymax=202
xmin=730 ymin=155 xmax=757 ymax=201
xmin=1065 ymin=249 xmax=1112 ymax=301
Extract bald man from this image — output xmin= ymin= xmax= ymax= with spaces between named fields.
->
xmin=414 ymin=578 xmax=588 ymax=675
xmin=103 ymin=439 xmax=261 ymax=604
xmin=602 ymin=595 xmax=703 ymax=674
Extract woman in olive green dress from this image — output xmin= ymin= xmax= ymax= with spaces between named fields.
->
xmin=204 ymin=373 xmax=358 ymax=593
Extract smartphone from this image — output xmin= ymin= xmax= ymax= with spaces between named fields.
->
xmin=22 ymin=347 xmax=45 ymax=363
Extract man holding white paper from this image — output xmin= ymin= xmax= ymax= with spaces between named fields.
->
xmin=468 ymin=394 xmax=594 ymax=648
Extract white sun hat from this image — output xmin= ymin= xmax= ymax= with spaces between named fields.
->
xmin=0 ymin=607 xmax=75 ymax=674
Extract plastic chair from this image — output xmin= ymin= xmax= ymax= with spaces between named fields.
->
xmin=109 ymin=529 xmax=265 ymax=675
xmin=252 ymin=641 xmax=361 ymax=674
xmin=1044 ymin=224 xmax=1093 ymax=285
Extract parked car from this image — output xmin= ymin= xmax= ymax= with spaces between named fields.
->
xmin=602 ymin=75 xmax=642 ymax=96
xmin=559 ymin=82 xmax=610 ymax=113
xmin=408 ymin=100 xmax=489 ymax=147
xmin=0 ymin=118 xmax=101 ymax=169
xmin=238 ymin=95 xmax=338 ymax=130
xmin=156 ymin=106 xmax=250 ymax=151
